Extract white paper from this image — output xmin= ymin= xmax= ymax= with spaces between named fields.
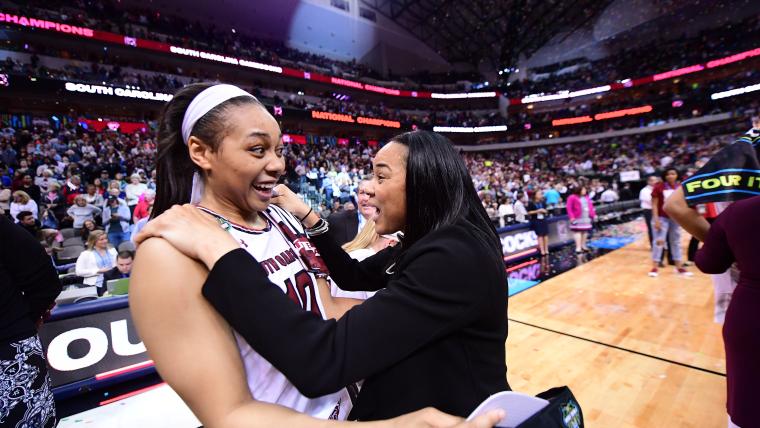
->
xmin=467 ymin=391 xmax=549 ymax=427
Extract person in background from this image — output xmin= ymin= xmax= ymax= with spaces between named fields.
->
xmin=327 ymin=178 xmax=374 ymax=245
xmin=16 ymin=210 xmax=42 ymax=237
xmin=513 ymin=192 xmax=528 ymax=223
xmin=80 ymin=219 xmax=101 ymax=243
xmin=0 ymin=215 xmax=61 ymax=428
xmin=41 ymin=182 xmax=66 ymax=223
xmin=41 ymin=242 xmax=76 ymax=274
xmin=103 ymin=251 xmax=134 ymax=282
xmin=649 ymin=167 xmax=691 ymax=277
xmin=331 ymin=219 xmax=398 ymax=300
xmin=10 ymin=190 xmax=38 ymax=223
xmin=543 ymin=184 xmax=561 ymax=208
xmin=600 ymin=185 xmax=619 ymax=203
xmin=133 ymin=189 xmax=155 ymax=223
xmin=125 ymin=173 xmax=147 ymax=214
xmin=0 ymin=187 xmax=10 ymax=219
xmin=527 ymin=190 xmax=550 ymax=256
xmin=639 ymin=175 xmax=658 ymax=248
xmin=497 ymin=196 xmax=514 ymax=228
xmin=694 ymin=196 xmax=760 ymax=428
xmin=67 ymin=194 xmax=102 ymax=231
xmin=102 ymin=195 xmax=131 ymax=249
xmin=131 ymin=205 xmax=152 ymax=243
xmin=15 ymin=173 xmax=41 ymax=203
xmin=83 ymin=183 xmax=104 ymax=207
xmin=75 ymin=230 xmax=117 ymax=296
xmin=566 ymin=185 xmax=596 ymax=254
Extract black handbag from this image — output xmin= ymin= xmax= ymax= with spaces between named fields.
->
xmin=516 ymin=386 xmax=583 ymax=428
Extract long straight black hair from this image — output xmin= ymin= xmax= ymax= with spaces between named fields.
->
xmin=152 ymin=83 xmax=262 ymax=218
xmin=391 ymin=130 xmax=502 ymax=260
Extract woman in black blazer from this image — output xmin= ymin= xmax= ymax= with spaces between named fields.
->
xmin=138 ymin=130 xmax=509 ymax=420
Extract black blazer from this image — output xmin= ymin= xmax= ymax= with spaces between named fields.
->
xmin=102 ymin=267 xmax=129 ymax=282
xmin=327 ymin=209 xmax=360 ymax=246
xmin=202 ymin=219 xmax=509 ymax=420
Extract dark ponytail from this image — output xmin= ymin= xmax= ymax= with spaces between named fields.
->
xmin=152 ymin=83 xmax=262 ymax=218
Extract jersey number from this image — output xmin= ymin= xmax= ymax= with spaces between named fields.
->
xmin=284 ymin=270 xmax=322 ymax=316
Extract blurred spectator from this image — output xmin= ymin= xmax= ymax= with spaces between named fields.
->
xmin=103 ymin=250 xmax=134 ymax=282
xmin=75 ymin=230 xmax=117 ymax=296
xmin=10 ymin=191 xmax=38 ymax=223
xmin=102 ymin=196 xmax=131 ymax=248
xmin=67 ymin=195 xmax=102 ymax=230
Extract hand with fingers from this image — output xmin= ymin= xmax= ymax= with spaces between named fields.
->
xmin=134 ymin=204 xmax=240 ymax=270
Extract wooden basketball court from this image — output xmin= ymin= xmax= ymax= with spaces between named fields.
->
xmin=506 ymin=229 xmax=726 ymax=427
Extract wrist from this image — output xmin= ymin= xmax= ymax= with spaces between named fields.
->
xmin=200 ymin=240 xmax=240 ymax=271
xmin=302 ymin=211 xmax=321 ymax=228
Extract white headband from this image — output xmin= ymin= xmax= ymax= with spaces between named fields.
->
xmin=181 ymin=84 xmax=255 ymax=144
xmin=180 ymin=84 xmax=256 ymax=204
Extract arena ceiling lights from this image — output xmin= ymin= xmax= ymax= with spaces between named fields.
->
xmin=3 ymin=12 xmax=760 ymax=104
xmin=433 ymin=125 xmax=508 ymax=133
xmin=551 ymin=105 xmax=653 ymax=127
xmin=710 ymin=83 xmax=760 ymax=100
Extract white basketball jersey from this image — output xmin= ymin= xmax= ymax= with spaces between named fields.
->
xmin=198 ymin=205 xmax=354 ymax=420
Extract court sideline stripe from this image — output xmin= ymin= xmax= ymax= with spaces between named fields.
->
xmin=508 ymin=318 xmax=726 ymax=377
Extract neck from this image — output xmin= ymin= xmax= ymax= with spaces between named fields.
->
xmin=200 ymin=193 xmax=266 ymax=229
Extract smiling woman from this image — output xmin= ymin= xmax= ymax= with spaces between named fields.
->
xmin=136 ymin=127 xmax=510 ymax=422
xmin=129 ymin=83 xmax=502 ymax=428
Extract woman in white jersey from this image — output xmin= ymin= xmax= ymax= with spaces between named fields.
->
xmin=129 ymin=83 xmax=501 ymax=428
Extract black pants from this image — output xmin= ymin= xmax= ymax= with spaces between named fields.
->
xmin=643 ymin=209 xmax=653 ymax=248
xmin=0 ymin=335 xmax=57 ymax=428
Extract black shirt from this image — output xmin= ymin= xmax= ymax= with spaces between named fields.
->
xmin=527 ymin=201 xmax=547 ymax=222
xmin=202 ymin=219 xmax=509 ymax=420
xmin=0 ymin=216 xmax=62 ymax=343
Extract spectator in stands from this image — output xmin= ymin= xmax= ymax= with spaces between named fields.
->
xmin=649 ymin=167 xmax=692 ymax=277
xmin=327 ymin=178 xmax=374 ymax=245
xmin=497 ymin=196 xmax=514 ymax=228
xmin=80 ymin=219 xmax=100 ymax=243
xmin=67 ymin=195 xmax=102 ymax=231
xmin=131 ymin=205 xmax=152 ymax=243
xmin=16 ymin=211 xmax=41 ymax=237
xmin=513 ymin=192 xmax=528 ymax=223
xmin=102 ymin=195 xmax=131 ymax=248
xmin=83 ymin=183 xmax=104 ymax=207
xmin=41 ymin=242 xmax=76 ymax=274
xmin=10 ymin=190 xmax=38 ymax=223
xmin=103 ymin=250 xmax=134 ymax=282
xmin=0 ymin=188 xmax=10 ymax=218
xmin=0 ymin=215 xmax=60 ymax=428
xmin=640 ymin=175 xmax=658 ymax=248
xmin=566 ymin=186 xmax=596 ymax=254
xmin=543 ymin=184 xmax=561 ymax=207
xmin=125 ymin=173 xmax=147 ymax=214
xmin=75 ymin=229 xmax=117 ymax=296
xmin=62 ymin=175 xmax=84 ymax=205
xmin=132 ymin=189 xmax=155 ymax=223
xmin=15 ymin=174 xmax=41 ymax=203
xmin=600 ymin=185 xmax=620 ymax=204
xmin=41 ymin=182 xmax=66 ymax=222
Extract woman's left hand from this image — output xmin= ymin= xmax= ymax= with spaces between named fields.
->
xmin=271 ymin=184 xmax=311 ymax=220
xmin=134 ymin=204 xmax=240 ymax=270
